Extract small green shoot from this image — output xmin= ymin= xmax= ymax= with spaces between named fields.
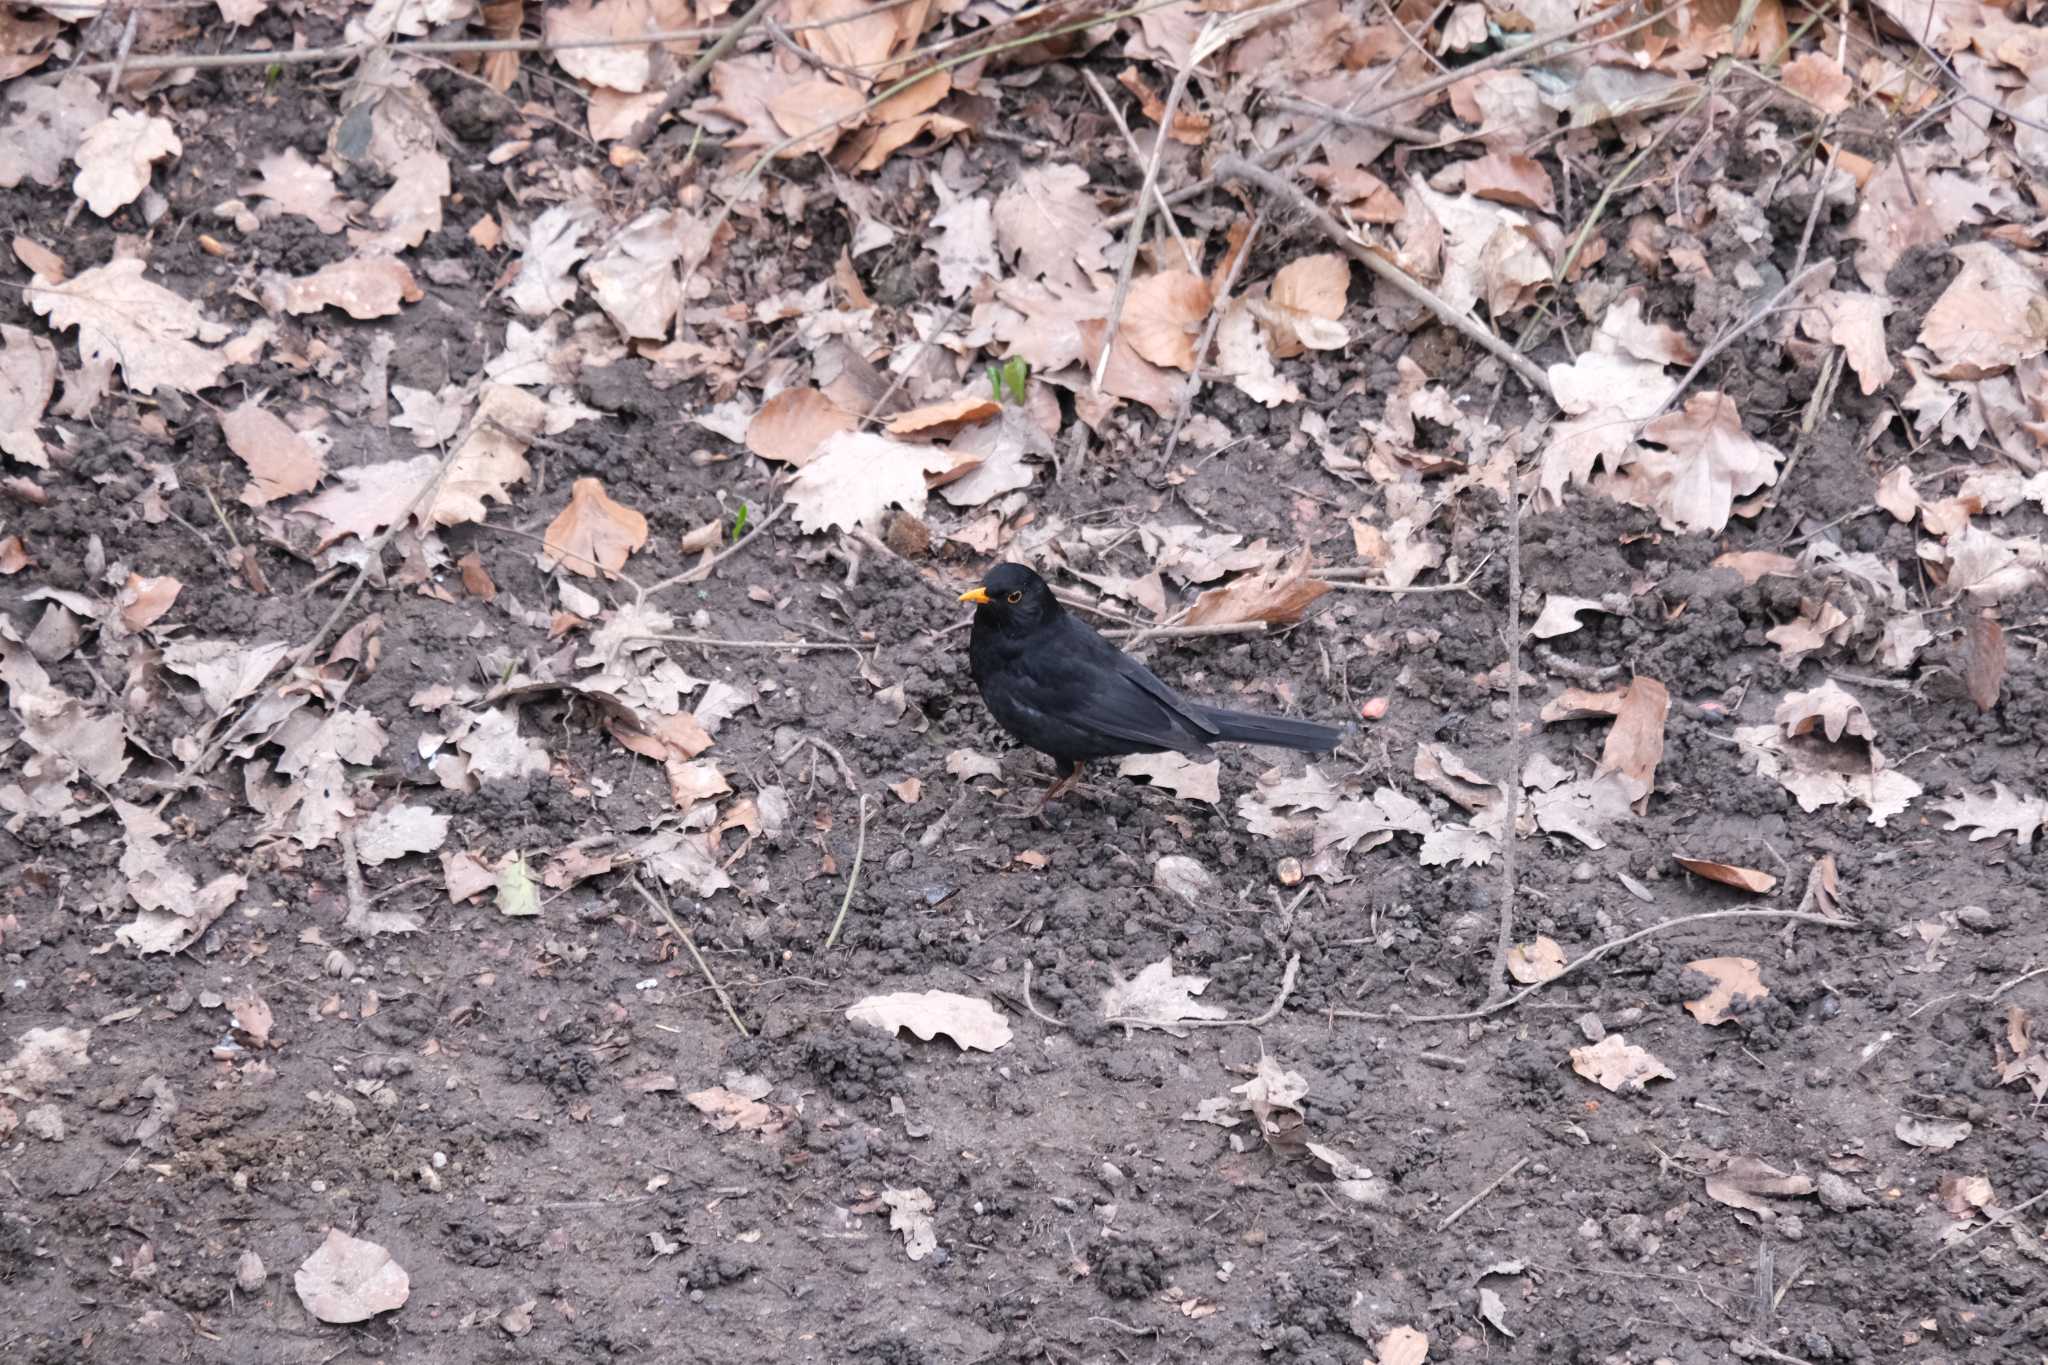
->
xmin=729 ymin=503 xmax=751 ymax=542
xmin=986 ymin=356 xmax=1030 ymax=406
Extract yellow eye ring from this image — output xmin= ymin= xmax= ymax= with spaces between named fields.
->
xmin=1006 ymin=590 xmax=1022 ymax=603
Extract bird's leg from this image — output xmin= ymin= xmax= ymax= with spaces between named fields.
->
xmin=1037 ymin=761 xmax=1085 ymax=810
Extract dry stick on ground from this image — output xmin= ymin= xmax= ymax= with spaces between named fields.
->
xmin=1214 ymin=156 xmax=1557 ymax=403
xmin=861 ymin=299 xmax=968 ymax=424
xmin=338 ymin=828 xmax=374 ymax=940
xmin=822 ymin=793 xmax=874 ymax=949
xmin=1929 ymin=1187 xmax=2048 ymax=1260
xmin=1101 ymin=620 xmax=1268 ymax=642
xmin=622 ymin=0 xmax=773 ymax=150
xmin=1331 ymin=909 xmax=1859 ymax=1026
xmin=642 ymin=501 xmax=788 ymax=599
xmin=1104 ymin=0 xmax=1671 ymax=232
xmin=1105 ymin=954 xmax=1302 ymax=1031
xmin=1437 ymin=1154 xmax=1532 ymax=1232
xmin=1489 ymin=448 xmax=1525 ymax=1004
xmin=1158 ymin=205 xmax=1263 ymax=467
xmin=1092 ymin=30 xmax=1202 ymax=393
xmin=1020 ymin=960 xmax=1065 ymax=1026
xmin=58 ymin=24 xmax=737 ymax=77
xmin=631 ymin=875 xmax=751 ymax=1037
xmin=1081 ymin=70 xmax=1199 ymax=273
xmin=1258 ymin=96 xmax=1436 ymax=145
xmin=635 ymin=632 xmax=871 ymax=658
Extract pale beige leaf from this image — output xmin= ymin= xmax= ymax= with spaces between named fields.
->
xmin=1214 ymin=297 xmax=1300 ymax=406
xmin=0 ymin=74 xmax=106 ymax=192
xmin=0 ymin=324 xmax=57 ymax=466
xmin=1102 ymin=957 xmax=1227 ymax=1035
xmin=1780 ymin=51 xmax=1852 ymax=114
xmin=243 ymin=148 xmax=347 ymax=233
xmin=1570 ymin=1033 xmax=1674 ymax=1092
xmin=72 ymin=110 xmax=180 ymax=217
xmin=1463 ymin=151 xmax=1553 ymax=212
xmin=295 ymin=1230 xmax=410 ymax=1324
xmin=221 ymin=401 xmax=325 ymax=505
xmin=1507 ymin=936 xmax=1566 ymax=983
xmin=768 ymin=78 xmax=868 ymax=158
xmin=27 ymin=257 xmax=225 ymax=396
xmin=1931 ymin=783 xmax=2046 ymax=846
xmin=1598 ymin=676 xmax=1667 ymax=808
xmin=1599 ymin=297 xmax=1697 ymax=367
xmin=1118 ymin=752 xmax=1220 ymax=804
xmin=993 ymin=162 xmax=1111 ymax=289
xmin=786 ymin=430 xmax=956 ymax=534
xmin=1896 ymin=1115 xmax=1972 ymax=1151
xmin=352 ymin=149 xmax=449 ymax=253
xmin=1633 ymin=391 xmax=1782 ymax=533
xmin=1682 ymin=955 xmax=1769 ymax=1024
xmin=266 ymin=256 xmax=422 ymax=320
xmin=1704 ymin=1155 xmax=1814 ymax=1215
xmin=1710 ymin=550 xmax=1798 ymax=583
xmin=1819 ymin=290 xmax=1894 ymax=394
xmin=846 ymin=990 xmax=1012 ymax=1051
xmin=1918 ymin=243 xmax=2048 ymax=380
xmin=1183 ymin=549 xmax=1330 ymax=626
xmin=296 ymin=454 xmax=441 ymax=546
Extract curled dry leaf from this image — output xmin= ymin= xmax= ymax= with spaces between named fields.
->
xmin=1506 ymin=935 xmax=1567 ymax=983
xmin=1918 ymin=242 xmax=2048 ymax=380
xmin=538 ymin=478 xmax=649 ymax=579
xmin=1682 ymin=956 xmax=1769 ymax=1025
xmin=1263 ymin=253 xmax=1350 ymax=359
xmin=1123 ymin=271 xmax=1212 ymax=371
xmin=845 ymin=990 xmax=1013 ymax=1052
xmin=1183 ymin=550 xmax=1331 ymax=627
xmin=1569 ymin=1033 xmax=1673 ymax=1092
xmin=294 ymin=1229 xmax=410 ymax=1324
xmin=1703 ymin=1155 xmax=1815 ymax=1216
xmin=1673 ymin=858 xmax=1776 ymax=894
xmin=1597 ymin=675 xmax=1667 ymax=810
xmin=885 ymin=394 xmax=999 ymax=439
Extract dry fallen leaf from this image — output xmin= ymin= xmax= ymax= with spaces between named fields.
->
xmin=1101 ymin=957 xmax=1228 ymax=1035
xmin=1703 ymin=1155 xmax=1815 ymax=1216
xmin=265 ymin=256 xmax=423 ymax=320
xmin=845 ymin=990 xmax=1013 ymax=1052
xmin=1597 ymin=675 xmax=1667 ymax=810
xmin=786 ymin=430 xmax=957 ymax=534
xmin=1930 ymin=783 xmax=2047 ymax=846
xmin=1683 ymin=956 xmax=1769 ymax=1025
xmin=1183 ymin=550 xmax=1331 ymax=627
xmin=220 ymin=401 xmax=325 ymax=506
xmin=72 ymin=109 xmax=180 ymax=217
xmin=746 ymin=387 xmax=858 ymax=466
xmin=1373 ymin=1326 xmax=1430 ymax=1365
xmin=1917 ymin=242 xmax=2048 ymax=380
xmin=1963 ymin=609 xmax=2006 ymax=713
xmin=881 ymin=1186 xmax=937 ymax=1261
xmin=1896 ymin=1114 xmax=1972 ymax=1151
xmin=538 ymin=478 xmax=648 ymax=579
xmin=1673 ymin=858 xmax=1777 ymax=894
xmin=1118 ymin=752 xmax=1220 ymax=804
xmin=1507 ymin=936 xmax=1567 ymax=984
xmin=1569 ymin=1033 xmax=1674 ymax=1092
xmin=885 ymin=394 xmax=999 ymax=439
xmin=294 ymin=1230 xmax=410 ymax=1324
xmin=27 ymin=257 xmax=226 ymax=397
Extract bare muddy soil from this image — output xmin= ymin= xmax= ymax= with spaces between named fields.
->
xmin=5 ymin=36 xmax=2048 ymax=1365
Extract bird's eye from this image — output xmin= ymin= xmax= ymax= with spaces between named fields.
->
xmin=1006 ymin=591 xmax=1022 ymax=604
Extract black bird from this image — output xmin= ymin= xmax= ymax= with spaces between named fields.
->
xmin=959 ymin=562 xmax=1345 ymax=808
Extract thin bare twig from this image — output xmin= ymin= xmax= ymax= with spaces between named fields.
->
xmin=806 ymin=736 xmax=865 ymax=794
xmin=1093 ymin=30 xmax=1202 ymax=392
xmin=1636 ymin=259 xmax=1834 ymax=431
xmin=1259 ymin=96 xmax=1435 ymax=144
xmin=632 ymin=876 xmax=750 ymax=1037
xmin=635 ymin=633 xmax=870 ymax=657
xmin=1437 ymin=1155 xmax=1531 ymax=1231
xmin=1929 ymin=1187 xmax=2048 ymax=1260
xmin=643 ymin=502 xmax=787 ymax=599
xmin=1214 ymin=156 xmax=1556 ymax=401
xmin=1490 ymin=448 xmax=1525 ymax=1003
xmin=862 ymin=299 xmax=967 ymax=424
xmin=1106 ymin=954 xmax=1301 ymax=1030
xmin=1333 ymin=909 xmax=1859 ymax=1025
xmin=822 ymin=793 xmax=873 ymax=949
xmin=1021 ymin=960 xmax=1065 ymax=1026
xmin=1101 ymin=621 xmax=1269 ymax=642
xmin=1081 ymin=70 xmax=1198 ymax=272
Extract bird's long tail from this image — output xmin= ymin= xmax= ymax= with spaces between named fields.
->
xmin=1191 ymin=705 xmax=1347 ymax=753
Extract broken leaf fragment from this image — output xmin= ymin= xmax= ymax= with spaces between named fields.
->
xmin=294 ymin=1229 xmax=409 ymax=1324
xmin=1673 ymin=858 xmax=1776 ymax=894
xmin=1100 ymin=957 xmax=1227 ymax=1035
xmin=496 ymin=853 xmax=540 ymax=917
xmin=1506 ymin=936 xmax=1566 ymax=984
xmin=1682 ymin=957 xmax=1768 ymax=1025
xmin=1569 ymin=1033 xmax=1673 ymax=1092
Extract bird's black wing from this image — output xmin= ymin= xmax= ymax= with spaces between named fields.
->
xmin=1021 ymin=613 xmax=1220 ymax=754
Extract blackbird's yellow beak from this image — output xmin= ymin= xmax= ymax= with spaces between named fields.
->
xmin=959 ymin=586 xmax=991 ymax=605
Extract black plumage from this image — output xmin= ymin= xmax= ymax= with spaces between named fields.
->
xmin=960 ymin=563 xmax=1345 ymax=807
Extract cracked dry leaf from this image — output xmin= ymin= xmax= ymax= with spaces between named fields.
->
xmin=686 ymin=1075 xmax=791 ymax=1134
xmin=1918 ymin=243 xmax=2048 ymax=380
xmin=1776 ymin=679 xmax=1871 ymax=743
xmin=353 ymin=149 xmax=449 ymax=254
xmin=787 ymin=430 xmax=957 ymax=534
xmin=1215 ymin=296 xmax=1301 ymax=406
xmin=1526 ymin=772 xmax=1635 ymax=849
xmin=72 ymin=109 xmax=180 ymax=217
xmin=929 ymin=180 xmax=999 ymax=299
xmin=0 ymin=75 xmax=106 ymax=192
xmin=881 ymin=1187 xmax=937 ymax=1261
xmin=1101 ymin=957 xmax=1227 ymax=1035
xmin=1231 ymin=1055 xmax=1309 ymax=1151
xmin=939 ymin=404 xmax=1052 ymax=507
xmin=993 ymin=162 xmax=1111 ymax=290
xmin=1897 ymin=1115 xmax=1972 ymax=1151
xmin=220 ymin=401 xmax=325 ymax=505
xmin=1570 ymin=1033 xmax=1673 ymax=1092
xmin=266 ymin=256 xmax=422 ymax=320
xmin=538 ymin=478 xmax=647 ymax=579
xmin=354 ymin=803 xmax=450 ymax=865
xmin=584 ymin=208 xmax=685 ymax=341
xmin=1118 ymin=752 xmax=1220 ymax=804
xmin=1931 ymin=784 xmax=2047 ymax=846
xmin=1314 ymin=787 xmax=1432 ymax=855
xmin=27 ymin=257 xmax=225 ymax=396
xmin=1683 ymin=956 xmax=1769 ymax=1024
xmin=846 ymin=991 xmax=1012 ymax=1052
xmin=1507 ymin=936 xmax=1566 ymax=984
xmin=1734 ymin=714 xmax=1920 ymax=827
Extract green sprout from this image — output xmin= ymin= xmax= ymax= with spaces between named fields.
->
xmin=986 ymin=356 xmax=1030 ymax=405
xmin=729 ymin=503 xmax=751 ymax=542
